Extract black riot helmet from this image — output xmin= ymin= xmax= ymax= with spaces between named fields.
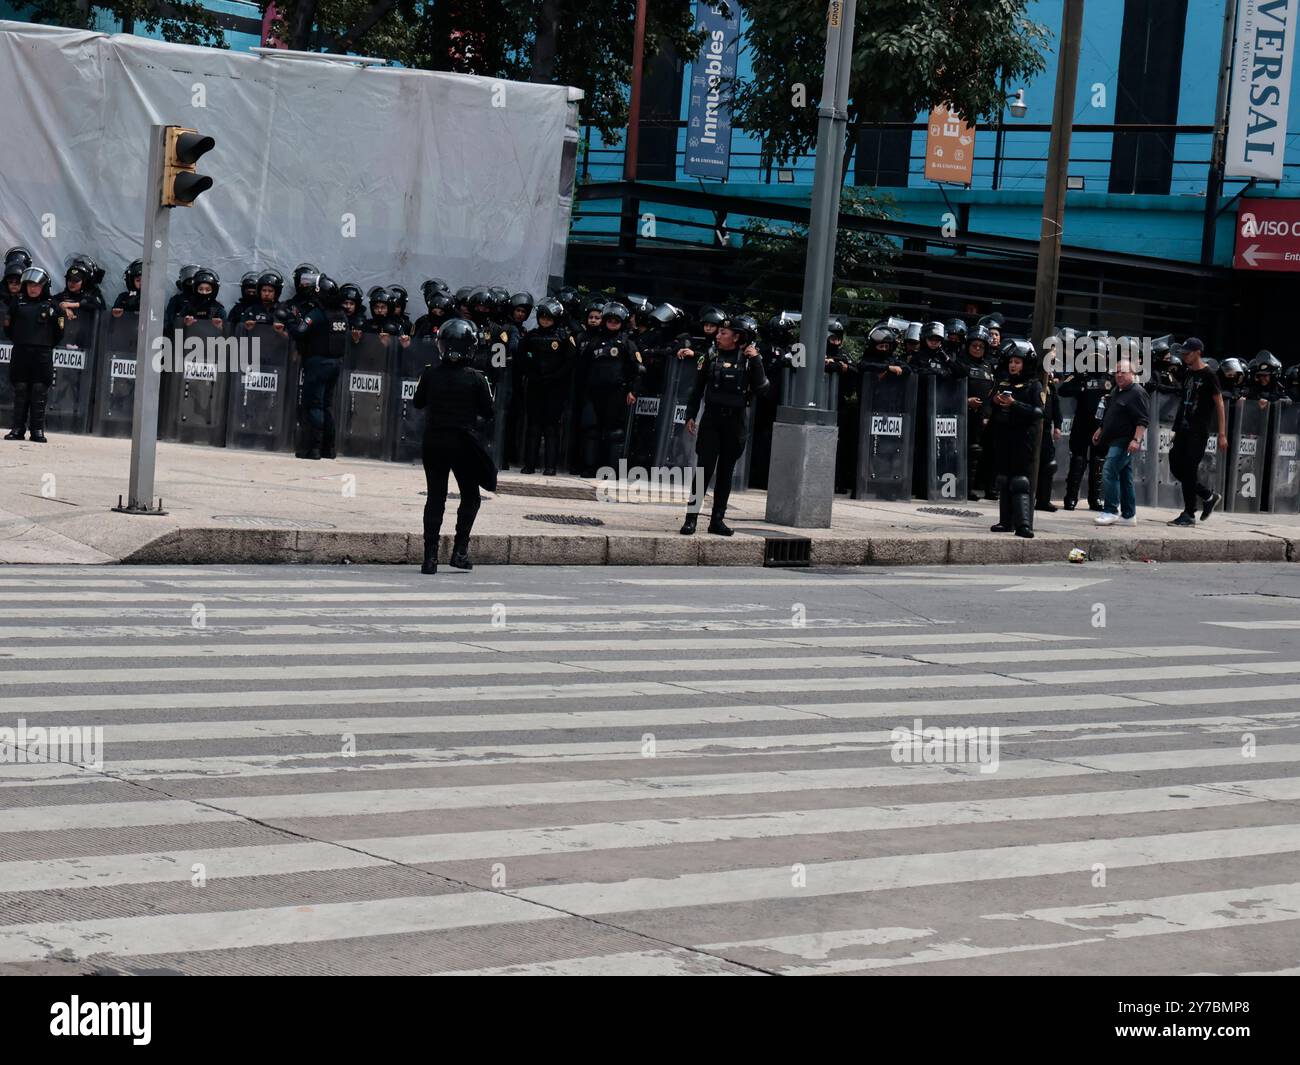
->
xmin=583 ymin=294 xmax=608 ymax=316
xmin=945 ymin=318 xmax=968 ymax=343
xmin=369 ymin=287 xmax=392 ymax=315
xmin=720 ymin=313 xmax=758 ymax=345
xmin=509 ymin=292 xmax=535 ymax=318
xmin=866 ymin=322 xmax=898 ymax=349
xmin=920 ymin=320 xmax=946 ymax=343
xmin=257 ymin=271 xmax=284 ymax=299
xmin=4 ymin=252 xmax=31 ymax=283
xmin=626 ymin=293 xmax=653 ymax=319
xmin=20 ymin=266 xmax=52 ymax=296
xmin=176 ymin=264 xmax=200 ymax=293
xmin=1249 ymin=350 xmax=1282 ymax=380
xmin=698 ymin=304 xmax=726 ymax=326
xmin=314 ymin=274 xmax=342 ymax=309
xmin=966 ymin=325 xmax=993 ymax=358
xmin=454 ymin=284 xmax=474 ymax=303
xmin=64 ymin=253 xmax=105 ymax=288
xmin=4 ymin=246 xmax=32 ymax=270
xmin=1151 ymin=334 xmax=1173 ymax=360
xmin=1002 ymin=338 xmax=1039 ymax=376
xmin=557 ymin=286 xmax=583 ymax=320
xmin=904 ymin=320 xmax=922 ymax=345
xmin=389 ymin=284 xmax=409 ymax=316
xmin=1219 ymin=357 xmax=1245 ymax=384
xmin=339 ymin=282 xmax=364 ymax=307
xmin=827 ymin=316 xmax=847 ymax=341
xmin=488 ymin=286 xmax=510 ymax=316
xmin=422 ymin=278 xmax=451 ymax=303
xmin=536 ymin=296 xmax=564 ymax=323
xmin=429 ymin=293 xmax=455 ymax=316
xmin=240 ymin=271 xmax=259 ymax=298
xmin=293 ymin=263 xmax=320 ymax=290
xmin=125 ymin=259 xmax=143 ymax=288
xmin=438 ymin=317 xmax=479 ymax=364
xmin=602 ymin=301 xmax=630 ymax=327
xmin=1284 ymin=364 xmax=1300 ymax=396
xmin=191 ymin=268 xmax=220 ymax=299
xmin=651 ymin=302 xmax=686 ymax=329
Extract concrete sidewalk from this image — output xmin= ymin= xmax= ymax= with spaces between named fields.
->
xmin=1 ymin=434 xmax=1296 ymax=565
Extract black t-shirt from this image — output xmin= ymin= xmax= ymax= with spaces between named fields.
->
xmin=1178 ymin=366 xmax=1221 ymax=435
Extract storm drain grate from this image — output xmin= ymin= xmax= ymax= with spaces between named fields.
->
xmin=523 ymin=513 xmax=606 ymax=527
xmin=917 ymin=506 xmax=983 ymax=519
xmin=211 ymin=515 xmax=337 ymax=530
xmin=764 ymin=537 xmax=812 ymax=567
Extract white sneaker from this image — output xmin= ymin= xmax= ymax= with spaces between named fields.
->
xmin=1118 ymin=516 xmax=1137 ymax=526
xmin=1094 ymin=513 xmax=1119 ymax=526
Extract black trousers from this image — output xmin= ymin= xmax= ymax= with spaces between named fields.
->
xmin=689 ymin=405 xmax=747 ymax=519
xmin=1170 ymin=429 xmax=1211 ymax=515
xmin=422 ymin=429 xmax=482 ymax=555
xmin=524 ymin=379 xmax=567 ymax=469
xmin=8 ymin=345 xmax=54 ymax=387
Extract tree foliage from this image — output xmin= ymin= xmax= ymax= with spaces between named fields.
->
xmin=733 ymin=0 xmax=1050 ymax=169
xmin=24 ymin=0 xmax=228 ymax=48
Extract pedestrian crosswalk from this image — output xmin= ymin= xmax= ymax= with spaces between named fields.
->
xmin=2 ymin=564 xmax=1299 ymax=976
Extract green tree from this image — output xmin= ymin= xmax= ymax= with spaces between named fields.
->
xmin=23 ymin=0 xmax=227 ymax=48
xmin=733 ymin=0 xmax=1050 ymax=176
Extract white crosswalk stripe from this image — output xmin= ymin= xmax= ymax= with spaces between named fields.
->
xmin=1 ymin=568 xmax=1298 ymax=976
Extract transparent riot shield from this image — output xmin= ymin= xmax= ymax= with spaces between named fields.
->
xmin=1150 ymin=391 xmax=1182 ymax=509
xmin=917 ymin=375 xmax=968 ymax=502
xmin=391 ymin=334 xmax=437 ymax=464
xmin=1197 ymin=421 xmax=1228 ymax=504
xmin=46 ymin=308 xmax=98 ymax=434
xmin=92 ymin=312 xmax=141 ymax=438
xmin=160 ymin=319 xmax=230 ymax=446
xmin=660 ymin=355 xmax=700 ymax=474
xmin=340 ymin=332 xmax=395 ymax=460
xmin=225 ymin=324 xmax=295 ymax=451
xmin=626 ymin=393 xmax=661 ymax=470
xmin=729 ymin=403 xmax=757 ymax=494
xmin=1268 ymin=400 xmax=1300 ymax=514
xmin=1224 ymin=397 xmax=1268 ymax=513
xmin=1053 ymin=396 xmax=1074 ymax=498
xmin=856 ymin=370 xmax=919 ymax=500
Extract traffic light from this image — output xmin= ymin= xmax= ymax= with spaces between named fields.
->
xmin=161 ymin=125 xmax=215 ymax=208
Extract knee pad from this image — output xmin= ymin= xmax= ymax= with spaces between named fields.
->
xmin=1009 ymin=475 xmax=1032 ymax=496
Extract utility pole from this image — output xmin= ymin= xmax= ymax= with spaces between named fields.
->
xmin=1029 ymin=0 xmax=1084 ymax=353
xmin=1200 ymin=0 xmax=1237 ymax=266
xmin=618 ymin=0 xmax=649 ymax=252
xmin=764 ymin=0 xmax=856 ymax=528
xmin=116 ymin=123 xmax=215 ymax=515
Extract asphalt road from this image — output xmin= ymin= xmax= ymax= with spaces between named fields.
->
xmin=1 ymin=561 xmax=1298 ymax=976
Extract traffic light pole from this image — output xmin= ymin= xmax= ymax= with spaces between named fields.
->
xmin=118 ymin=124 xmax=170 ymax=515
xmin=763 ymin=0 xmax=855 ymax=528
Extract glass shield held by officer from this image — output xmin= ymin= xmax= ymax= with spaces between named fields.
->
xmin=680 ymin=314 xmax=768 ymax=537
xmin=411 ymin=318 xmax=496 ymax=575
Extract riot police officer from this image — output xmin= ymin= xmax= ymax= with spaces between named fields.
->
xmin=957 ymin=324 xmax=997 ymax=500
xmin=362 ymin=287 xmax=407 ymax=338
xmin=413 ymin=284 xmax=454 ymax=337
xmin=577 ymin=301 xmax=641 ymax=476
xmin=944 ymin=318 xmax=968 ymax=359
xmin=1037 ymin=371 xmax=1063 ymax=512
xmin=908 ymin=320 xmax=954 ymax=375
xmin=389 ymin=285 xmax=413 ymax=334
xmin=508 ymin=292 xmax=534 ymax=330
xmin=519 ymin=296 xmax=575 ymax=475
xmin=54 ymin=256 xmax=106 ymax=326
xmin=1219 ymin=357 xmax=1247 ymax=401
xmin=228 ymin=272 xmax=261 ymax=324
xmin=165 ymin=264 xmax=200 ymax=326
xmin=3 ymin=248 xmax=31 ymax=314
xmin=696 ymin=305 xmax=725 ymax=351
xmin=287 ymin=263 xmax=322 ymax=318
xmin=236 ymin=271 xmax=285 ymax=330
xmin=1058 ymin=348 xmax=1114 ymax=511
xmin=411 ymin=318 xmax=495 ymax=574
xmin=1285 ymin=364 xmax=1300 ymax=403
xmin=175 ymin=268 xmax=225 ymax=327
xmin=682 ymin=313 xmax=768 ymax=536
xmin=1246 ymin=351 xmax=1286 ymax=407
xmin=111 ymin=260 xmax=143 ymax=317
xmin=281 ymin=275 xmax=349 ymax=461
xmin=338 ymin=283 xmax=366 ymax=333
xmin=4 ymin=268 xmax=64 ymax=442
xmin=987 ymin=339 xmax=1045 ymax=538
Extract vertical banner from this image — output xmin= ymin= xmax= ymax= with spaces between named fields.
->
xmin=1225 ymin=0 xmax=1298 ymax=181
xmin=924 ymin=104 xmax=976 ymax=184
xmin=684 ymin=2 xmax=742 ymax=181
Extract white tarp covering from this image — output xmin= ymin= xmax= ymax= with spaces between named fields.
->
xmin=0 ymin=21 xmax=577 ymax=299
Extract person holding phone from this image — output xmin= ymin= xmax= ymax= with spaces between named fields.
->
xmin=986 ymin=339 xmax=1044 ymax=539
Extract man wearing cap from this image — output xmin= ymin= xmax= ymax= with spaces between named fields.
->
xmin=1166 ymin=338 xmax=1226 ymax=527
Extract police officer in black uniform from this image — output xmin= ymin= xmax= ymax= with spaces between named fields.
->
xmin=165 ymin=264 xmax=201 ymax=326
xmin=174 ymin=268 xmax=225 ymax=327
xmin=957 ymin=324 xmax=997 ymax=500
xmin=236 ymin=271 xmax=285 ymax=330
xmin=1058 ymin=349 xmax=1114 ymax=511
xmin=111 ymin=260 xmax=143 ymax=317
xmin=987 ymin=339 xmax=1045 ymax=538
xmin=54 ymin=256 xmax=106 ymax=335
xmin=412 ymin=318 xmax=496 ymax=574
xmin=908 ymin=320 xmax=953 ymax=375
xmin=519 ymin=296 xmax=574 ymax=475
xmin=577 ymin=301 xmax=641 ymax=476
xmin=3 ymin=248 xmax=32 ymax=315
xmin=4 ymin=268 xmax=65 ymax=442
xmin=1246 ymin=351 xmax=1286 ymax=408
xmin=1219 ymin=357 xmax=1247 ymax=401
xmin=228 ymin=272 xmax=261 ymax=325
xmin=413 ymin=286 xmax=454 ymax=337
xmin=681 ymin=313 xmax=768 ymax=536
xmin=1284 ymin=364 xmax=1300 ymax=404
xmin=280 ymin=275 xmax=349 ymax=461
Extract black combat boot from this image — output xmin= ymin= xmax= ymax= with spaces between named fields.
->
xmin=1062 ymin=455 xmax=1085 ymax=510
xmin=707 ymin=516 xmax=734 ymax=536
xmin=4 ymin=383 xmax=27 ymax=440
xmin=28 ymin=383 xmax=48 ymax=443
xmin=449 ymin=536 xmax=472 ymax=570
xmin=680 ymin=514 xmax=698 ymax=535
xmin=990 ymin=477 xmax=1014 ymax=532
xmin=1087 ymin=453 xmax=1105 ymax=510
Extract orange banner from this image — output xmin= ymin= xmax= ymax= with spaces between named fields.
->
xmin=924 ymin=105 xmax=975 ymax=185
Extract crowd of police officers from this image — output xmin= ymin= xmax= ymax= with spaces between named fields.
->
xmin=6 ymin=245 xmax=1300 ymax=546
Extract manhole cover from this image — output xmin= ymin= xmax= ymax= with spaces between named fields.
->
xmin=524 ymin=513 xmax=606 ymax=527
xmin=916 ymin=506 xmax=983 ymax=519
xmin=211 ymin=515 xmax=338 ymax=530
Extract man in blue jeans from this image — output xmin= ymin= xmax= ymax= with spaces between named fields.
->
xmin=1092 ymin=359 xmax=1149 ymax=526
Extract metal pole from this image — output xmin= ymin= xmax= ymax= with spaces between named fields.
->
xmin=992 ymin=71 xmax=1007 ymax=191
xmin=121 ymin=123 xmax=170 ymax=515
xmin=1200 ymin=0 xmax=1237 ymax=267
xmin=792 ymin=0 xmax=852 ymax=408
xmin=618 ymin=0 xmax=649 ymax=252
xmin=1029 ymin=0 xmax=1084 ymax=354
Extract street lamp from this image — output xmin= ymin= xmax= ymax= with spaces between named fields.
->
xmin=992 ymin=86 xmax=1029 ymax=190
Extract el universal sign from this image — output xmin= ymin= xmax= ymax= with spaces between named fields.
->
xmin=1225 ymin=0 xmax=1298 ymax=181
